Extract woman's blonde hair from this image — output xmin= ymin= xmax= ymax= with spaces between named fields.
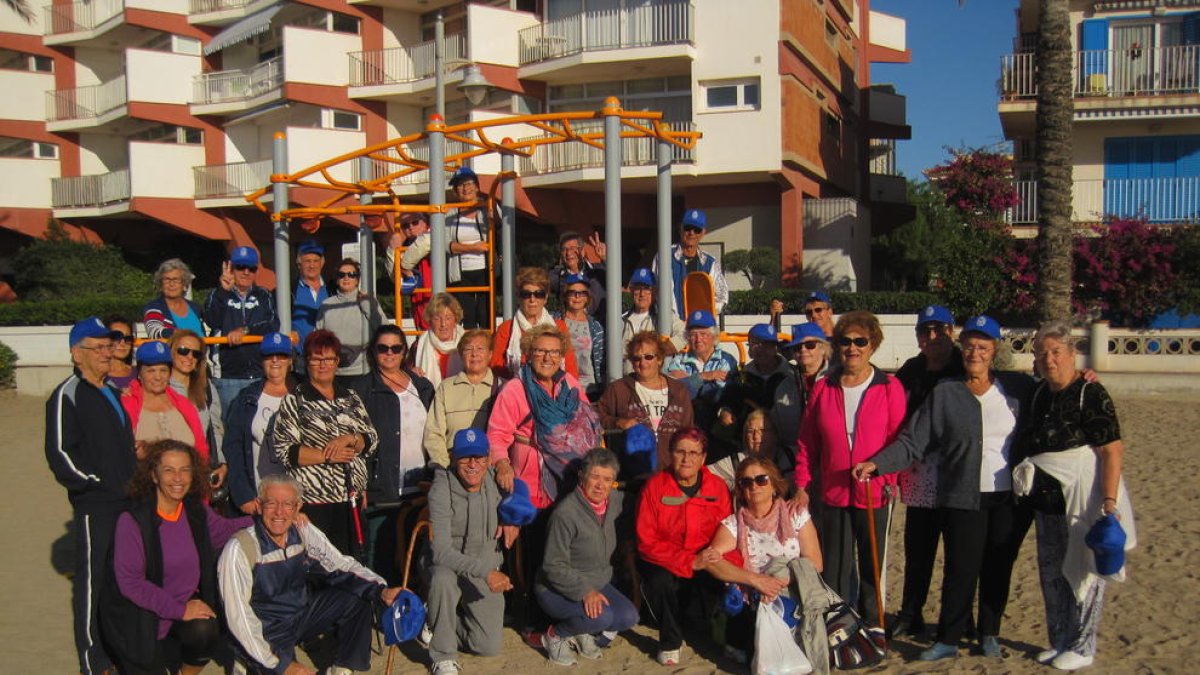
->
xmin=167 ymin=329 xmax=208 ymax=409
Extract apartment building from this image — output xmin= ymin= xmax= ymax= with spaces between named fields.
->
xmin=1000 ymin=0 xmax=1200 ymax=231
xmin=0 ymin=0 xmax=909 ymax=292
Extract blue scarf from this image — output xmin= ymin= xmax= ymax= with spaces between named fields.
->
xmin=519 ymin=363 xmax=579 ymax=441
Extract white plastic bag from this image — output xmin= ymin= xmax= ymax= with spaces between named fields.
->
xmin=752 ymin=599 xmax=813 ymax=675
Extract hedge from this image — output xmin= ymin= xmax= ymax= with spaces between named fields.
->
xmin=0 ymin=340 xmax=16 ymax=389
xmin=725 ymin=289 xmax=941 ymax=315
xmin=0 ymin=297 xmax=150 ymax=327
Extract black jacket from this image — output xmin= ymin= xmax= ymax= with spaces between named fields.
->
xmin=45 ymin=371 xmax=136 ymax=512
xmin=203 ymin=286 xmax=280 ymax=378
xmin=351 ymin=369 xmax=434 ymax=504
xmin=223 ymin=377 xmax=298 ymax=507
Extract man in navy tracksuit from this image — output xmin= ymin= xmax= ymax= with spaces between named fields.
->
xmin=205 ymin=246 xmax=280 ymax=410
xmin=45 ymin=317 xmax=137 ymax=675
xmin=219 ymin=474 xmax=401 ymax=675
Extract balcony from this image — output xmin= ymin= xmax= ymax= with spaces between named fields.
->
xmin=517 ymin=120 xmax=695 ymax=187
xmin=45 ymin=77 xmax=128 ymax=131
xmin=1006 ymin=177 xmax=1200 ymax=225
xmin=51 ymin=169 xmax=131 ymax=210
xmin=193 ymin=159 xmax=272 ymax=202
xmin=188 ymin=0 xmax=276 ymax=26
xmin=191 ymin=57 xmax=283 ymax=115
xmin=44 ymin=0 xmax=124 ymax=44
xmin=348 ymin=33 xmax=465 ymax=93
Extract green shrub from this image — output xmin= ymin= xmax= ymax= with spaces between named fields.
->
xmin=725 ymin=289 xmax=940 ymax=315
xmin=0 ymin=298 xmax=149 ymax=327
xmin=11 ymin=222 xmax=154 ymax=302
xmin=0 ymin=340 xmax=16 ymax=389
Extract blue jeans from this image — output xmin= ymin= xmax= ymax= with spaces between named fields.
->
xmin=213 ymin=377 xmax=259 ymax=413
xmin=534 ymin=583 xmax=638 ymax=638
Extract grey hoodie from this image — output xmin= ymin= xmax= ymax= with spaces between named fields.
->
xmin=427 ymin=466 xmax=505 ymax=579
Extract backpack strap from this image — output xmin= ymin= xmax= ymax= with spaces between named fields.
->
xmin=233 ymin=529 xmax=259 ymax=567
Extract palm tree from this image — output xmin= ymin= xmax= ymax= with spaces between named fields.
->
xmin=4 ymin=0 xmax=34 ymax=22
xmin=1034 ymin=0 xmax=1074 ymax=323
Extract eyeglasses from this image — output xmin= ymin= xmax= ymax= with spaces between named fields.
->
xmin=374 ymin=344 xmax=405 ymax=355
xmin=519 ymin=289 xmax=547 ymax=300
xmin=917 ymin=323 xmax=950 ymax=336
xmin=263 ymin=354 xmax=290 ymax=362
xmin=682 ymin=225 xmax=703 ymax=235
xmin=804 ymin=306 xmax=829 ymax=316
xmin=530 ymin=348 xmax=562 ymax=359
xmin=796 ymin=341 xmax=823 ymax=351
xmin=234 ymin=265 xmax=258 ymax=273
xmin=630 ymin=285 xmax=653 ymax=293
xmin=260 ymin=499 xmax=299 ymax=511
xmin=77 ymin=342 xmax=115 ymax=353
xmin=565 ymin=290 xmax=590 ymax=298
xmin=672 ymin=449 xmax=704 ymax=459
xmin=736 ymin=474 xmax=772 ymax=489
xmin=628 ymin=353 xmax=657 ymax=363
xmin=308 ymin=356 xmax=338 ymax=366
xmin=175 ymin=346 xmax=203 ymax=358
xmin=337 ymin=271 xmax=360 ymax=279
xmin=455 ymin=455 xmax=489 ymax=464
xmin=160 ymin=277 xmax=185 ymax=285
xmin=111 ymin=333 xmax=135 ymax=344
xmin=460 ymin=344 xmax=488 ymax=355
xmin=835 ymin=336 xmax=870 ymax=348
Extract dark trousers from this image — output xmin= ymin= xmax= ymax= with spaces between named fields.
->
xmin=269 ymin=588 xmax=376 ymax=673
xmin=73 ymin=507 xmax=121 ymax=675
xmin=119 ymin=618 xmax=220 ymax=675
xmin=452 ymin=268 xmax=491 ymax=329
xmin=507 ymin=507 xmax=552 ymax=630
xmin=936 ymin=492 xmax=1033 ymax=643
xmin=817 ymin=504 xmax=889 ymax=627
xmin=535 ymin=583 xmax=638 ymax=638
xmin=305 ymin=501 xmax=359 ymax=558
xmin=364 ymin=499 xmax=426 ymax=587
xmin=638 ymin=560 xmax=720 ymax=651
xmin=897 ymin=505 xmax=940 ymax=625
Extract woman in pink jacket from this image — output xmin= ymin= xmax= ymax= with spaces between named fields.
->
xmin=792 ymin=310 xmax=905 ymax=628
xmin=122 ymin=341 xmax=210 ymax=466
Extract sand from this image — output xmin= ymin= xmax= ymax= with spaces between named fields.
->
xmin=3 ymin=388 xmax=1196 ymax=674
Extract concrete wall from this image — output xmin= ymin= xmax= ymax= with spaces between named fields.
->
xmin=0 ymin=157 xmax=57 ymax=208
xmin=0 ymin=7 xmax=42 ymax=35
xmin=0 ymin=70 xmax=54 ymax=122
xmin=385 ymin=101 xmax=423 ymax=139
xmin=286 ymin=126 xmax=363 ymax=181
xmin=868 ymin=10 xmax=906 ymax=52
xmin=77 ymin=133 xmax=127 ymax=173
xmin=380 ymin=8 xmax=421 ymax=49
xmin=127 ymin=0 xmax=187 ymax=13
xmin=467 ymin=4 xmax=538 ymax=67
xmin=125 ymin=49 xmax=200 ymax=105
xmin=703 ymin=204 xmax=782 ymax=292
xmin=129 ymin=142 xmax=205 ymax=198
xmin=283 ymin=26 xmax=360 ymax=86
xmin=803 ymin=197 xmax=866 ymax=291
xmin=72 ymin=47 xmax=122 ymax=86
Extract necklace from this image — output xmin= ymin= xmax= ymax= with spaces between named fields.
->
xmin=380 ymin=369 xmax=410 ymax=392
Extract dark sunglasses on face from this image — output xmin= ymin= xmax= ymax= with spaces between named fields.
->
xmin=682 ymin=225 xmax=703 ymax=235
xmin=565 ymin=290 xmax=589 ymax=298
xmin=111 ymin=333 xmax=135 ymax=344
xmin=736 ymin=474 xmax=771 ymax=489
xmin=374 ymin=344 xmax=405 ymax=355
xmin=805 ymin=306 xmax=829 ymax=316
xmin=337 ymin=271 xmax=360 ymax=279
xmin=175 ymin=347 xmax=203 ymax=358
xmin=234 ymin=265 xmax=258 ymax=272
xmin=519 ymin=289 xmax=548 ymax=300
xmin=835 ymin=336 xmax=871 ymax=348
xmin=797 ymin=341 xmax=823 ymax=351
xmin=628 ymin=353 xmax=658 ymax=363
xmin=918 ymin=323 xmax=949 ymax=336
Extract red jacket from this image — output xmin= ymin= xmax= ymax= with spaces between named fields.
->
xmin=794 ymin=367 xmax=905 ymax=509
xmin=120 ymin=380 xmax=210 ymax=465
xmin=636 ymin=467 xmax=732 ymax=578
xmin=490 ymin=317 xmax=579 ymax=380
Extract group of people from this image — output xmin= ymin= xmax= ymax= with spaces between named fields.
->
xmin=45 ymin=204 xmax=1135 ymax=675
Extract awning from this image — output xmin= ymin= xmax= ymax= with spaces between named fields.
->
xmin=203 ymin=4 xmax=283 ymax=56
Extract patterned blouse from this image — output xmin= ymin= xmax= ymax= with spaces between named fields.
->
xmin=272 ymin=381 xmax=379 ymax=504
xmin=1024 ymin=378 xmax=1121 ymax=456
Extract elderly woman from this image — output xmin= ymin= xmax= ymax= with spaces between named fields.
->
xmin=665 ymin=309 xmax=738 ymax=434
xmin=1015 ymin=321 xmax=1136 ymax=671
xmin=168 ymin=330 xmax=225 ymax=488
xmin=316 ymin=257 xmax=385 ymax=381
xmin=143 ymin=258 xmax=205 ymax=339
xmin=105 ymin=315 xmax=138 ymax=390
xmin=122 ymin=341 xmax=210 ymax=466
xmin=705 ymin=456 xmax=828 ymax=670
xmin=272 ymin=329 xmax=379 ymax=556
xmin=536 ymin=448 xmax=638 ymax=666
xmin=223 ymin=333 xmax=296 ymax=515
xmin=707 ymin=408 xmax=778 ymax=490
xmin=636 ymin=427 xmax=732 ymax=666
xmin=793 ymin=310 xmax=906 ymax=628
xmin=424 ymin=329 xmax=499 ymax=469
xmin=852 ymin=316 xmax=1036 ymax=661
xmin=548 ymin=231 xmax=607 ymax=319
xmin=410 ymin=292 xmax=466 ymax=389
xmin=599 ymin=330 xmax=693 ymax=480
xmin=493 ymin=267 xmax=578 ymax=380
xmin=787 ymin=322 xmax=831 ymax=411
xmin=719 ymin=323 xmax=802 ymax=471
xmin=100 ymin=439 xmax=252 ymax=675
xmin=555 ymin=273 xmax=606 ymax=400
xmin=351 ymin=325 xmax=434 ymax=582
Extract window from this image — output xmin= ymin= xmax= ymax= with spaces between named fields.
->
xmin=0 ymin=49 xmax=53 ymax=72
xmin=824 ymin=111 xmax=841 ymax=148
xmin=0 ymin=137 xmax=57 ymax=158
xmin=291 ymin=9 xmax=359 ymax=34
xmin=700 ymin=78 xmax=760 ymax=112
xmin=330 ymin=12 xmax=359 ymax=35
xmin=322 ymin=109 xmax=362 ymax=131
xmin=549 ymin=76 xmax=692 ymax=122
xmin=129 ymin=124 xmax=203 ymax=145
xmin=825 ymin=19 xmax=838 ymax=48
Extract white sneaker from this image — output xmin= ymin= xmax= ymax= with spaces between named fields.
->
xmin=542 ymin=628 xmax=578 ymax=666
xmin=417 ymin=622 xmax=434 ymax=649
xmin=572 ymin=633 xmax=602 ymax=660
xmin=1051 ymin=651 xmax=1094 ymax=670
xmin=657 ymin=648 xmax=681 ymax=666
xmin=325 ymin=667 xmax=353 ymax=675
xmin=430 ymin=660 xmax=461 ymax=675
xmin=1036 ymin=648 xmax=1061 ymax=664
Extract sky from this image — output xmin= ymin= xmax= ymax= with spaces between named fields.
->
xmin=869 ymin=0 xmax=1021 ymax=180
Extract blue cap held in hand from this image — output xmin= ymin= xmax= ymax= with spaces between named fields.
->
xmin=499 ymin=478 xmax=537 ymax=526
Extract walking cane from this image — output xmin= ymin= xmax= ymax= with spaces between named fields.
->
xmin=864 ymin=479 xmax=886 ymax=632
xmin=384 ymin=520 xmax=432 ymax=675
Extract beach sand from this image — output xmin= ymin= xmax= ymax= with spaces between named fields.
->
xmin=4 ymin=389 xmax=1195 ymax=674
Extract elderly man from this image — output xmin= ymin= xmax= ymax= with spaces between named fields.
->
xmin=620 ymin=268 xmax=685 ymax=373
xmin=205 ymin=246 xmax=281 ymax=409
xmin=426 ymin=429 xmax=520 ymax=675
xmin=292 ymin=240 xmax=328 ymax=353
xmin=717 ymin=323 xmax=801 ymax=471
xmin=664 ymin=310 xmax=737 ymax=433
xmin=803 ymin=290 xmax=835 ymax=338
xmin=219 ymin=474 xmax=400 ymax=675
xmin=652 ymin=209 xmax=729 ymax=319
xmin=46 ymin=317 xmax=137 ymax=675
xmin=548 ymin=231 xmax=608 ymax=321
xmin=446 ymin=167 xmax=491 ymax=328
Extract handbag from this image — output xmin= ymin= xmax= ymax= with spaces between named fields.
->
xmin=823 ymin=594 xmax=886 ymax=670
xmin=753 ymin=599 xmax=813 ymax=675
xmin=1017 ymin=466 xmax=1067 ymax=515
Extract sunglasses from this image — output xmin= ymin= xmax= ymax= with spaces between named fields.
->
xmin=682 ymin=225 xmax=704 ymax=235
xmin=835 ymin=336 xmax=871 ymax=348
xmin=337 ymin=271 xmax=360 ymax=279
xmin=374 ymin=343 xmax=405 ymax=355
xmin=796 ymin=341 xmax=823 ymax=351
xmin=111 ymin=333 xmax=135 ymax=344
xmin=629 ymin=353 xmax=658 ymax=363
xmin=565 ymin=290 xmax=590 ymax=298
xmin=234 ymin=265 xmax=258 ymax=272
xmin=805 ymin=306 xmax=829 ymax=316
xmin=736 ymin=474 xmax=772 ymax=489
xmin=917 ymin=323 xmax=950 ymax=336
xmin=175 ymin=346 xmax=203 ymax=358
xmin=519 ymin=290 xmax=548 ymax=300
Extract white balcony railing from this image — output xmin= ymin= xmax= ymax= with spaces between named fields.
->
xmin=46 ymin=76 xmax=128 ymax=122
xmin=194 ymin=159 xmax=271 ymax=199
xmin=189 ymin=0 xmax=252 ymax=13
xmin=518 ymin=0 xmax=694 ymax=65
xmin=192 ymin=57 xmax=282 ymax=105
xmin=51 ymin=169 xmax=132 ymax=209
xmin=1006 ymin=177 xmax=1200 ymax=224
xmin=1001 ymin=45 xmax=1200 ymax=99
xmin=45 ymin=0 xmax=124 ymax=35
xmin=868 ymin=138 xmax=897 ymax=176
xmin=517 ymin=120 xmax=696 ymax=175
xmin=348 ymin=34 xmax=465 ymax=87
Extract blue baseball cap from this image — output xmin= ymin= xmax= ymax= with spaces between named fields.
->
xmin=628 ymin=268 xmax=656 ymax=288
xmin=297 ymin=240 xmax=324 ymax=257
xmin=135 ymin=341 xmax=172 ymax=366
xmin=962 ymin=315 xmax=1002 ymax=341
xmin=561 ymin=273 xmax=588 ymax=288
xmin=230 ymin=246 xmax=259 ymax=267
xmin=788 ymin=322 xmax=828 ymax=347
xmin=260 ymin=332 xmax=293 ymax=357
xmin=499 ymin=478 xmax=537 ymax=526
xmin=69 ymin=316 xmax=117 ymax=348
xmin=805 ymin=291 xmax=832 ymax=305
xmin=681 ymin=209 xmax=706 ymax=230
xmin=381 ymin=589 xmax=426 ymax=646
xmin=917 ymin=305 xmax=954 ymax=328
xmin=449 ymin=166 xmax=478 ymax=187
xmin=452 ymin=428 xmax=489 ymax=459
xmin=748 ymin=323 xmax=781 ymax=344
xmin=686 ymin=309 xmax=716 ymax=329
xmin=1085 ymin=513 xmax=1127 ymax=576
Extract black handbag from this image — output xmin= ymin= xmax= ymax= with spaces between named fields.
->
xmin=1018 ymin=466 xmax=1067 ymax=515
xmin=824 ymin=598 xmax=886 ymax=669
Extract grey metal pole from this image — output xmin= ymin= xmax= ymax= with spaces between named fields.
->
xmin=429 ymin=116 xmax=447 ymax=294
xmin=656 ymin=136 xmax=673 ymax=334
xmin=603 ymin=97 xmax=623 ymax=383
xmin=435 ymin=10 xmax=445 ymax=120
xmin=272 ymin=132 xmax=292 ymax=334
xmin=500 ymin=148 xmax=516 ymax=319
xmin=357 ymin=155 xmax=375 ymax=294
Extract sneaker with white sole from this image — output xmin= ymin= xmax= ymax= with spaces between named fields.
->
xmin=595 ymin=630 xmax=619 ymax=648
xmin=430 ymin=660 xmax=461 ymax=675
xmin=1036 ymin=647 xmax=1061 ymax=664
xmin=417 ymin=622 xmax=434 ymax=649
xmin=324 ymin=667 xmax=353 ymax=675
xmin=542 ymin=628 xmax=578 ymax=666
xmin=572 ymin=633 xmax=602 ymax=660
xmin=657 ymin=648 xmax=681 ymax=666
xmin=723 ymin=645 xmax=747 ymax=665
xmin=1051 ymin=651 xmax=1094 ymax=670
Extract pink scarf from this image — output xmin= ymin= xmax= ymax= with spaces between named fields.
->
xmin=735 ymin=498 xmax=795 ymax=570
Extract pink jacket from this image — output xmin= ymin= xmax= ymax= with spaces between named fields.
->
xmin=794 ymin=367 xmax=905 ymax=509
xmin=121 ymin=380 xmax=211 ymax=465
xmin=486 ymin=372 xmax=585 ymax=510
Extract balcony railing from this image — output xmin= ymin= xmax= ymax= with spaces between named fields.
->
xmin=45 ymin=0 xmax=124 ymax=35
xmin=352 ymin=138 xmax=476 ymax=186
xmin=518 ymin=0 xmax=694 ymax=66
xmin=193 ymin=57 xmax=282 ymax=105
xmin=189 ymin=0 xmax=252 ymax=13
xmin=51 ymin=169 xmax=132 ymax=209
xmin=868 ymin=138 xmax=897 ymax=176
xmin=194 ymin=159 xmax=271 ymax=199
xmin=46 ymin=76 xmax=128 ymax=122
xmin=348 ymin=34 xmax=465 ymax=87
xmin=1006 ymin=177 xmax=1200 ymax=224
xmin=1000 ymin=45 xmax=1200 ymax=99
xmin=517 ymin=120 xmax=696 ymax=175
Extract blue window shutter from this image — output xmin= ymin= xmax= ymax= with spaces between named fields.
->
xmin=1177 ymin=138 xmax=1200 ymax=177
xmin=1081 ymin=19 xmax=1109 ymax=76
xmin=1182 ymin=12 xmax=1200 ymax=45
xmin=1104 ymin=138 xmax=1129 ymax=180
